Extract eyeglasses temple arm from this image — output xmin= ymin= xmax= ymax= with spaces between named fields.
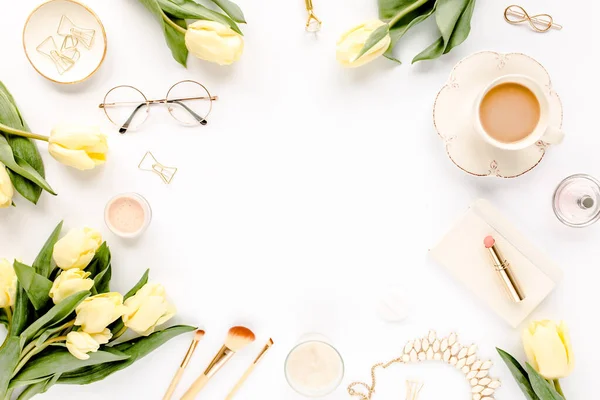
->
xmin=119 ymin=103 xmax=147 ymax=134
xmin=168 ymin=100 xmax=208 ymax=125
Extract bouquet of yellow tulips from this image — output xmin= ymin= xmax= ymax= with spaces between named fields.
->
xmin=0 ymin=222 xmax=194 ymax=399
xmin=0 ymin=81 xmax=109 ymax=208
xmin=498 ymin=320 xmax=574 ymax=400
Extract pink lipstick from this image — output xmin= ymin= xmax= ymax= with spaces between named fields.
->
xmin=484 ymin=235 xmax=526 ymax=303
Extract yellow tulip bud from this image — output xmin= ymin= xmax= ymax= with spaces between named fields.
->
xmin=185 ymin=21 xmax=244 ymax=65
xmin=0 ymin=258 xmax=17 ymax=308
xmin=66 ymin=331 xmax=100 ymax=360
xmin=48 ymin=123 xmax=108 ymax=170
xmin=49 ymin=269 xmax=94 ymax=304
xmin=75 ymin=292 xmax=126 ymax=334
xmin=336 ymin=20 xmax=391 ymax=68
xmin=53 ymin=227 xmax=102 ymax=270
xmin=123 ymin=283 xmax=176 ymax=336
xmin=0 ymin=163 xmax=13 ymax=208
xmin=90 ymin=328 xmax=112 ymax=345
xmin=522 ymin=320 xmax=575 ymax=379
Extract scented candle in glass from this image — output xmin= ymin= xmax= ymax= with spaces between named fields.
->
xmin=284 ymin=334 xmax=344 ymax=397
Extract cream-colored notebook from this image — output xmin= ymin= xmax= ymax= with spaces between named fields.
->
xmin=430 ymin=199 xmax=563 ymax=328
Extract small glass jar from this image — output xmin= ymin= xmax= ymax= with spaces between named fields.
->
xmin=553 ymin=174 xmax=600 ymax=227
xmin=284 ymin=334 xmax=344 ymax=398
xmin=104 ymin=193 xmax=152 ymax=238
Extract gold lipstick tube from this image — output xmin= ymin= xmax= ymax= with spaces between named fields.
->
xmin=486 ymin=243 xmax=526 ymax=303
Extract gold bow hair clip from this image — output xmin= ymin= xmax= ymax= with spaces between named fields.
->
xmin=36 ymin=36 xmax=80 ymax=75
xmin=57 ymin=15 xmax=96 ymax=48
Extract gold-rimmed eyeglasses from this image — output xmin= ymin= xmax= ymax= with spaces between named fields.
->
xmin=99 ymin=80 xmax=218 ymax=134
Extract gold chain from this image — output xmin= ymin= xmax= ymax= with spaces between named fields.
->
xmin=347 ymin=357 xmax=404 ymax=400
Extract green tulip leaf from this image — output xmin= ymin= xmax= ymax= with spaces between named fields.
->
xmin=0 ymin=81 xmax=29 ymax=129
xmin=85 ymin=242 xmax=111 ymax=279
xmin=34 ymin=321 xmax=69 ymax=348
xmin=0 ymin=337 xmax=21 ymax=397
xmin=86 ymin=242 xmax=112 ymax=295
xmin=125 ymin=269 xmax=150 ymax=300
xmin=137 ymin=0 xmax=163 ymax=16
xmin=93 ymin=264 xmax=112 ymax=295
xmin=32 ymin=221 xmax=63 ymax=278
xmin=381 ymin=0 xmax=436 ymax=63
xmin=355 ymin=24 xmax=390 ymax=62
xmin=435 ymin=0 xmax=469 ymax=45
xmin=526 ymin=363 xmax=565 ymax=400
xmin=412 ymin=0 xmax=474 ymax=63
xmin=209 ymin=0 xmax=246 ymax=23
xmin=110 ymin=269 xmax=149 ymax=335
xmin=158 ymin=0 xmax=242 ymax=34
xmin=11 ymin=348 xmax=130 ymax=385
xmin=412 ymin=36 xmax=444 ymax=63
xmin=10 ymin=284 xmax=33 ymax=337
xmin=0 ymin=82 xmax=51 ymax=203
xmin=136 ymin=0 xmax=187 ymax=67
xmin=0 ymin=135 xmax=55 ymax=197
xmin=15 ymin=381 xmax=48 ymax=400
xmin=14 ymin=375 xmax=59 ymax=400
xmin=13 ymin=261 xmax=53 ymax=310
xmin=58 ymin=325 xmax=196 ymax=385
xmin=444 ymin=0 xmax=475 ymax=53
xmin=6 ymin=156 xmax=42 ymax=205
xmin=497 ymin=348 xmax=540 ymax=400
xmin=162 ymin=17 xmax=188 ymax=67
xmin=19 ymin=291 xmax=90 ymax=349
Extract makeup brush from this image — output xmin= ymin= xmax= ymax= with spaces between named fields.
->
xmin=225 ymin=338 xmax=274 ymax=400
xmin=181 ymin=326 xmax=256 ymax=400
xmin=162 ymin=329 xmax=205 ymax=400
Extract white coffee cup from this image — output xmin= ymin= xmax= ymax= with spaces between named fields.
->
xmin=474 ymin=74 xmax=564 ymax=151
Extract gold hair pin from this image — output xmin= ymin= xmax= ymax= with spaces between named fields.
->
xmin=163 ymin=330 xmax=205 ymax=400
xmin=57 ymin=15 xmax=96 ymax=48
xmin=226 ymin=338 xmax=274 ymax=399
xmin=406 ymin=380 xmax=423 ymax=400
xmin=138 ymin=151 xmax=178 ymax=184
xmin=504 ymin=5 xmax=562 ymax=33
xmin=304 ymin=0 xmax=321 ymax=32
xmin=36 ymin=36 xmax=80 ymax=75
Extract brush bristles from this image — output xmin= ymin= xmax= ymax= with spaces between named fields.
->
xmin=194 ymin=330 xmax=205 ymax=341
xmin=225 ymin=326 xmax=256 ymax=352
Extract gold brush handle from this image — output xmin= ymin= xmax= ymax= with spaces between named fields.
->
xmin=225 ymin=365 xmax=256 ymax=400
xmin=163 ymin=368 xmax=185 ymax=400
xmin=181 ymin=374 xmax=210 ymax=400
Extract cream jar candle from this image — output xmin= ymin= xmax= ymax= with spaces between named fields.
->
xmin=284 ymin=334 xmax=344 ymax=397
xmin=104 ymin=193 xmax=151 ymax=238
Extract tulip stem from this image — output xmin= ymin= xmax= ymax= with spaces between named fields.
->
xmin=0 ymin=122 xmax=49 ymax=142
xmin=12 ymin=336 xmax=67 ymax=378
xmin=112 ymin=325 xmax=128 ymax=341
xmin=553 ymin=380 xmax=565 ymax=398
xmin=4 ymin=307 xmax=11 ymax=325
xmin=160 ymin=9 xmax=187 ymax=35
xmin=0 ymin=308 xmax=11 ymax=350
xmin=389 ymin=0 xmax=429 ymax=27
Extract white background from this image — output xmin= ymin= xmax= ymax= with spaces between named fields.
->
xmin=0 ymin=0 xmax=596 ymax=399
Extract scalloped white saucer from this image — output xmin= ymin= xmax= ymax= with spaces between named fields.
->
xmin=433 ymin=51 xmax=563 ymax=178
